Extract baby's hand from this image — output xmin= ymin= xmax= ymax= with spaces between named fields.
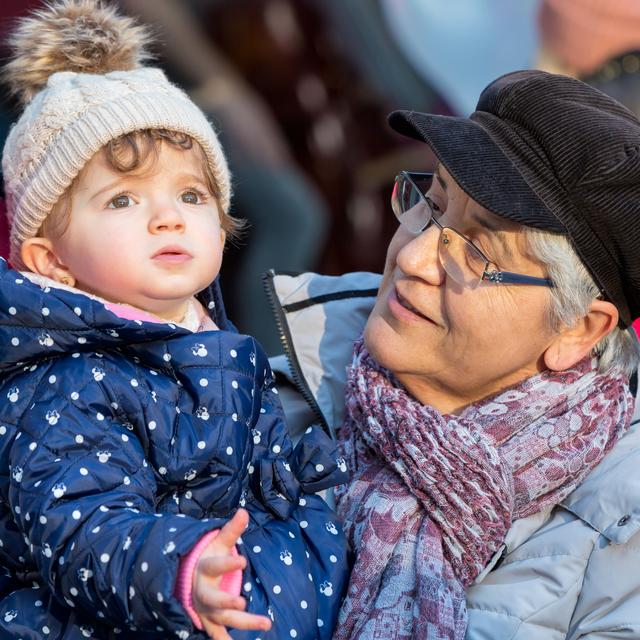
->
xmin=193 ymin=509 xmax=272 ymax=640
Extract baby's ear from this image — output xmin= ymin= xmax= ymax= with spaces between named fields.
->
xmin=20 ymin=237 xmax=76 ymax=286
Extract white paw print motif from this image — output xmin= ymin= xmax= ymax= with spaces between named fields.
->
xmin=80 ymin=626 xmax=94 ymax=638
xmin=42 ymin=543 xmax=52 ymax=558
xmin=337 ymin=457 xmax=347 ymax=473
xmin=45 ymin=410 xmax=59 ymax=425
xmin=162 ymin=541 xmax=176 ymax=555
xmin=7 ymin=387 xmax=19 ymax=403
xmin=191 ymin=343 xmax=208 ymax=357
xmin=11 ymin=466 xmax=23 ymax=483
xmin=195 ymin=406 xmax=209 ymax=420
xmin=325 ymin=522 xmax=338 ymax=535
xmin=38 ymin=333 xmax=54 ymax=347
xmin=249 ymin=352 xmax=256 ymax=366
xmin=123 ymin=536 xmax=132 ymax=551
xmin=319 ymin=581 xmax=334 ymax=597
xmin=91 ymin=367 xmax=105 ymax=382
xmin=52 ymin=482 xmax=67 ymax=498
xmin=184 ymin=469 xmax=197 ymax=481
xmin=279 ymin=550 xmax=293 ymax=566
xmin=252 ymin=428 xmax=261 ymax=444
xmin=96 ymin=451 xmax=111 ymax=463
xmin=77 ymin=567 xmax=94 ymax=582
xmin=3 ymin=610 xmax=17 ymax=623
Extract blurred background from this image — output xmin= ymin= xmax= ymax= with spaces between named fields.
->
xmin=1 ymin=0 xmax=639 ymax=353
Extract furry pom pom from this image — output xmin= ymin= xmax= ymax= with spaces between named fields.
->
xmin=4 ymin=0 xmax=153 ymax=105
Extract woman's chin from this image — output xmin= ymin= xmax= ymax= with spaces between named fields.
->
xmin=363 ymin=314 xmax=403 ymax=372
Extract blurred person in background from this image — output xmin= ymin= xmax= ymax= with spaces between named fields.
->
xmin=538 ymin=0 xmax=640 ymax=116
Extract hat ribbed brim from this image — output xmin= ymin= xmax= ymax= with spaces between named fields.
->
xmin=388 ymin=110 xmax=565 ymax=233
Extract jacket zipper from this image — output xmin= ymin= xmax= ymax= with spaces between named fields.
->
xmin=262 ymin=270 xmax=330 ymax=435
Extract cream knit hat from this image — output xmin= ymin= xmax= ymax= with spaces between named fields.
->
xmin=2 ymin=0 xmax=231 ymax=270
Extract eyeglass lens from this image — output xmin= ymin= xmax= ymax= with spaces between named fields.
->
xmin=391 ymin=176 xmax=432 ymax=234
xmin=439 ymin=229 xmax=487 ymax=288
xmin=392 ymin=173 xmax=489 ymax=288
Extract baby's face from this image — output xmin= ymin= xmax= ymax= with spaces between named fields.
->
xmin=48 ymin=143 xmax=225 ymax=321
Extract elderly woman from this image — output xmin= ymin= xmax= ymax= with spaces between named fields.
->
xmin=266 ymin=69 xmax=640 ymax=639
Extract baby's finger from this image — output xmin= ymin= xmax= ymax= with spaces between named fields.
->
xmin=201 ymin=617 xmax=231 ymax=640
xmin=196 ymin=588 xmax=246 ymax=613
xmin=215 ymin=508 xmax=249 ymax=549
xmin=209 ymin=608 xmax=272 ymax=632
xmin=198 ymin=553 xmax=246 ymax=579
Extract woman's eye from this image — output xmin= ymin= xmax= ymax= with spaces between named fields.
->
xmin=426 ymin=196 xmax=444 ymax=216
xmin=181 ymin=190 xmax=202 ymax=205
xmin=108 ymin=194 xmax=134 ymax=209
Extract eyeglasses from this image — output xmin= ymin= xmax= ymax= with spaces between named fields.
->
xmin=391 ymin=171 xmax=554 ymax=289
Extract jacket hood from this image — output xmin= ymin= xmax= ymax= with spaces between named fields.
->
xmin=0 ymin=258 xmax=232 ymax=370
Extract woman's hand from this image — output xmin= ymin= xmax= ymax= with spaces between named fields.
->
xmin=192 ymin=509 xmax=272 ymax=640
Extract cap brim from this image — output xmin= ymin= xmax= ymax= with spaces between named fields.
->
xmin=388 ymin=110 xmax=565 ymax=233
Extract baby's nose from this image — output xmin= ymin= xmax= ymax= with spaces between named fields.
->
xmin=150 ymin=204 xmax=185 ymax=232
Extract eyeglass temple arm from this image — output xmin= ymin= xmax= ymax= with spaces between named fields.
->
xmin=483 ymin=270 xmax=555 ymax=287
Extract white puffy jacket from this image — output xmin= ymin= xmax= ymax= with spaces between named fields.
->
xmin=265 ymin=270 xmax=640 ymax=640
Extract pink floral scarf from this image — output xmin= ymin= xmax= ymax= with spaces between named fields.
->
xmin=334 ymin=339 xmax=634 ymax=640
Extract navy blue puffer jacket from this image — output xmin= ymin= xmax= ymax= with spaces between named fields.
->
xmin=0 ymin=260 xmax=349 ymax=639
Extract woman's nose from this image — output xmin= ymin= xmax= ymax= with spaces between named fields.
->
xmin=149 ymin=203 xmax=185 ymax=233
xmin=395 ymin=223 xmax=445 ymax=285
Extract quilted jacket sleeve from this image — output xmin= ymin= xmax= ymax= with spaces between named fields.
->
xmin=5 ymin=360 xmax=221 ymax=636
xmin=232 ymin=351 xmax=350 ymax=640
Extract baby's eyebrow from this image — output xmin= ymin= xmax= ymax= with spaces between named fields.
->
xmin=89 ymin=179 xmax=125 ymax=202
xmin=174 ymin=172 xmax=209 ymax=186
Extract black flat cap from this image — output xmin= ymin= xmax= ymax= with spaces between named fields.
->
xmin=389 ymin=70 xmax=640 ymax=327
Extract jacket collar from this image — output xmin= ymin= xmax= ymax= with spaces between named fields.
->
xmin=0 ymin=259 xmax=231 ymax=371
xmin=268 ymin=269 xmax=640 ymax=545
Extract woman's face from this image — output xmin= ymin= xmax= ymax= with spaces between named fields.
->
xmin=364 ymin=165 xmax=558 ymax=414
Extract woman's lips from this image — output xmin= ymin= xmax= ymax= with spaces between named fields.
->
xmin=388 ymin=286 xmax=436 ymax=325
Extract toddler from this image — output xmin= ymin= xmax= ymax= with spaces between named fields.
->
xmin=0 ymin=1 xmax=348 ymax=639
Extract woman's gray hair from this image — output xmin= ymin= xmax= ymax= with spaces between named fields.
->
xmin=523 ymin=227 xmax=640 ymax=376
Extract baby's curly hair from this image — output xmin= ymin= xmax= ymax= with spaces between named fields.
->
xmin=40 ymin=129 xmax=244 ymax=240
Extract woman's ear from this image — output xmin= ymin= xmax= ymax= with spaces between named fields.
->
xmin=543 ymin=299 xmax=618 ymax=371
xmin=20 ymin=237 xmax=76 ymax=287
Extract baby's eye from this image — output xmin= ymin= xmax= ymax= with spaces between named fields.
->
xmin=181 ymin=190 xmax=204 ymax=205
xmin=108 ymin=194 xmax=134 ymax=209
